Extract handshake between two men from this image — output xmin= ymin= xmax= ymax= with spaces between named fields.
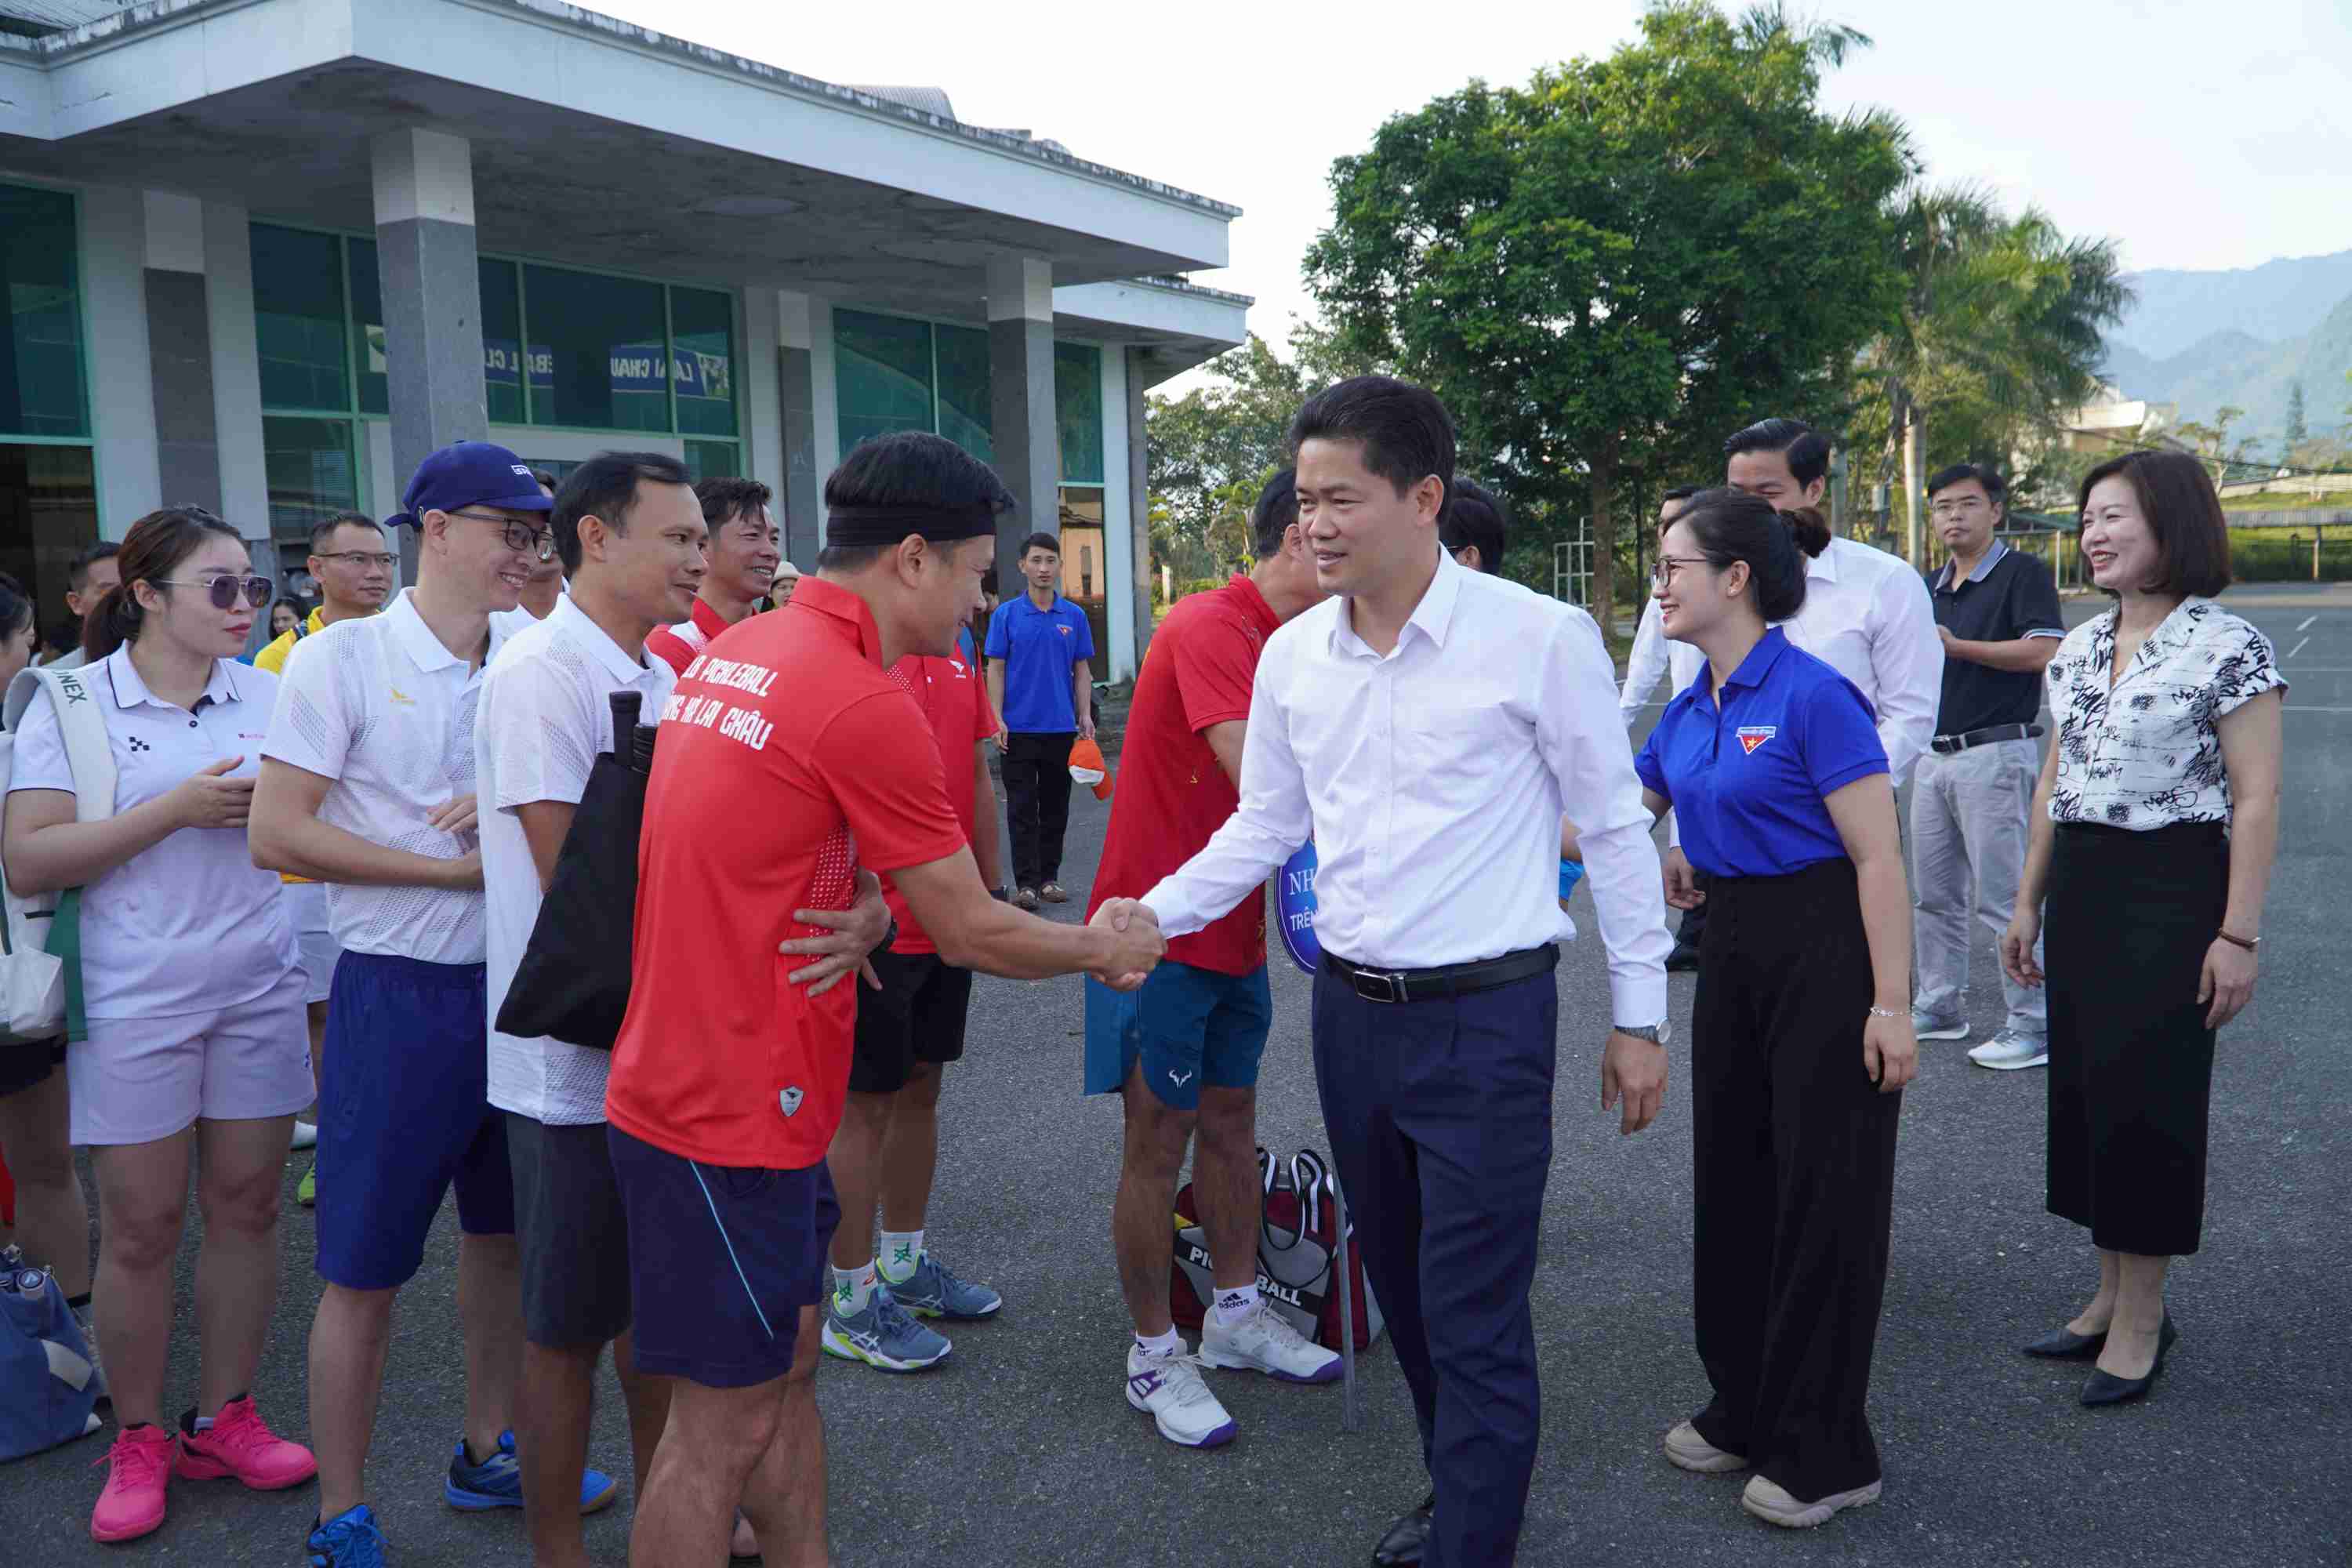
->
xmin=1088 ymin=897 xmax=1164 ymax=992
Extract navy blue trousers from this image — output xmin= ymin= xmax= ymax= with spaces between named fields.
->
xmin=1311 ymin=965 xmax=1557 ymax=1568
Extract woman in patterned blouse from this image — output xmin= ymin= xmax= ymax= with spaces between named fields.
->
xmin=2001 ymin=450 xmax=2285 ymax=1407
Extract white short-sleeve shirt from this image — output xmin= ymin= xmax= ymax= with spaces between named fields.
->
xmin=1780 ymin=535 xmax=1943 ymax=786
xmin=262 ymin=588 xmax=506 ymax=964
xmin=8 ymin=651 xmax=297 ymax=1018
xmin=477 ymin=594 xmax=675 ymax=1125
xmin=2043 ymin=596 xmax=2285 ymax=830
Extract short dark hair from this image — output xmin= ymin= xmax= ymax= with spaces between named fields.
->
xmin=308 ymin=511 xmax=382 ymax=554
xmin=817 ymin=430 xmax=1016 ymax=573
xmin=67 ymin=541 xmax=119 ymax=594
xmin=695 ymin=476 xmax=773 ymax=535
xmin=1724 ymin=417 xmax=1831 ymax=489
xmin=552 ymin=451 xmax=692 ymax=573
xmin=1251 ymin=468 xmax=1298 ymax=559
xmin=0 ymin=569 xmax=32 ymax=646
xmin=531 ymin=469 xmax=557 ymax=492
xmin=1290 ymin=376 xmax=1455 ymax=501
xmin=2077 ymin=449 xmax=2231 ymax=598
xmin=1439 ymin=477 xmax=1508 ymax=574
xmin=1667 ymin=488 xmax=1809 ymax=622
xmin=1660 ymin=484 xmax=1705 ymax=529
xmin=1020 ymin=532 xmax=1061 ymax=560
xmin=1926 ymin=463 xmax=2007 ymax=510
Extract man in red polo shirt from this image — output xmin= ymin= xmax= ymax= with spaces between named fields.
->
xmin=645 ymin=476 xmax=779 ymax=676
xmin=1085 ymin=468 xmax=1334 ymax=1450
xmin=606 ymin=431 xmax=1163 ymax=1568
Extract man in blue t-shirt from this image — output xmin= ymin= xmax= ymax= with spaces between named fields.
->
xmin=984 ymin=532 xmax=1095 ymax=909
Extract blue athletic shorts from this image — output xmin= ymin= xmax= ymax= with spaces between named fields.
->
xmin=314 ymin=952 xmax=513 ymax=1291
xmin=1083 ymin=960 xmax=1273 ymax=1112
xmin=605 ymin=1125 xmax=840 ymax=1389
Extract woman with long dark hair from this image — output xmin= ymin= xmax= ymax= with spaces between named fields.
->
xmin=1633 ymin=489 xmax=1917 ymax=1530
xmin=2 ymin=509 xmax=316 ymax=1542
xmin=2003 ymin=451 xmax=2284 ymax=1405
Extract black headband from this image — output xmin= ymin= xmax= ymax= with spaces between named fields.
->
xmin=823 ymin=504 xmax=999 ymax=546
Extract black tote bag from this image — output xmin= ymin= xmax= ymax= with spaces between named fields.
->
xmin=494 ymin=689 xmax=657 ymax=1051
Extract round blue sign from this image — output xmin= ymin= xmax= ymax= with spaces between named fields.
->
xmin=1276 ymin=839 xmax=1321 ymax=975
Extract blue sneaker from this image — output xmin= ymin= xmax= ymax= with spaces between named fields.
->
xmin=820 ymin=1283 xmax=952 ymax=1371
xmin=308 ymin=1504 xmax=388 ymax=1567
xmin=884 ymin=1251 xmax=1003 ymax=1320
xmin=445 ymin=1429 xmax=619 ymax=1514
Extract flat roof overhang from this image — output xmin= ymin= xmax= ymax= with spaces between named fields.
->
xmin=0 ymin=0 xmax=1240 ymax=318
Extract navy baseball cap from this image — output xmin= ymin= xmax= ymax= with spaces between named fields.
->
xmin=387 ymin=441 xmax=552 ymax=529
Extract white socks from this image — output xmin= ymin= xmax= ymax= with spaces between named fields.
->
xmin=835 ymin=1261 xmax=878 ymax=1316
xmin=1134 ymin=1327 xmax=1183 ymax=1358
xmin=1210 ymin=1283 xmax=1261 ymax=1327
xmin=877 ymin=1229 xmax=924 ymax=1285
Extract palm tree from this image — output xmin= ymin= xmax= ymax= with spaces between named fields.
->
xmin=1862 ymin=185 xmax=2133 ymax=561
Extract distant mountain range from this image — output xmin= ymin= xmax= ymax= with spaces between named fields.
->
xmin=2099 ymin=249 xmax=2352 ymax=456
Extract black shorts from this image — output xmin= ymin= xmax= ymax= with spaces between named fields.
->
xmin=0 ymin=1036 xmax=66 ymax=1098
xmin=605 ymin=1123 xmax=839 ymax=1388
xmin=506 ymin=1114 xmax=633 ymax=1348
xmin=848 ymin=949 xmax=975 ymax=1094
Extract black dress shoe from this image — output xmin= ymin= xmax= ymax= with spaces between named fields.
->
xmin=2082 ymin=1315 xmax=2178 ymax=1406
xmin=1370 ymin=1493 xmax=1435 ymax=1567
xmin=1664 ymin=942 xmax=1700 ymax=973
xmin=2022 ymin=1323 xmax=2107 ymax=1359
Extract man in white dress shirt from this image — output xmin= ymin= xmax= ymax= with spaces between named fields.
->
xmin=1620 ymin=485 xmax=1710 ymax=967
xmin=1656 ymin=419 xmax=1940 ymax=913
xmin=1123 ymin=377 xmax=1674 ymax=1568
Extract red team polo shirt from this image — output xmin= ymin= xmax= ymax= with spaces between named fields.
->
xmin=644 ymin=596 xmax=732 ymax=680
xmin=1086 ymin=574 xmax=1279 ymax=977
xmin=606 ymin=578 xmax=967 ymax=1169
xmin=881 ymin=652 xmax=999 ymax=955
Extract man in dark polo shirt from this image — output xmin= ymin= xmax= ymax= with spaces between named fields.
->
xmin=1908 ymin=463 xmax=2065 ymax=1070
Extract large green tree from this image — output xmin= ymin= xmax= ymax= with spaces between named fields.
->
xmin=1300 ymin=1 xmax=1909 ymax=618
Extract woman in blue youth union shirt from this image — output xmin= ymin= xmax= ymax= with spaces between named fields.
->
xmin=1631 ymin=490 xmax=1918 ymax=1531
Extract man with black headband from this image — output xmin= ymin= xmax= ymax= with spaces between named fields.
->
xmin=605 ymin=430 xmax=1163 ymax=1568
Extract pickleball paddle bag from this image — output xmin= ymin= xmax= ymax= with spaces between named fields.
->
xmin=495 ymin=689 xmax=658 ymax=1051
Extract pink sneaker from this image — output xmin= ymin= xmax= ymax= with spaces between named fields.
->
xmin=90 ymin=1424 xmax=174 ymax=1542
xmin=173 ymin=1395 xmax=318 ymax=1490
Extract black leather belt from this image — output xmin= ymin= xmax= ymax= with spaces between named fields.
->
xmin=1931 ymin=722 xmax=2042 ymax=754
xmin=1321 ymin=945 xmax=1558 ymax=1004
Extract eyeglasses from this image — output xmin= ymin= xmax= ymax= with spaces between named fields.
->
xmin=1651 ymin=555 xmax=1711 ymax=588
xmin=449 ymin=510 xmax=555 ymax=561
xmin=312 ymin=550 xmax=397 ymax=571
xmin=1929 ymin=499 xmax=1988 ymax=518
xmin=155 ymin=575 xmax=274 ymax=611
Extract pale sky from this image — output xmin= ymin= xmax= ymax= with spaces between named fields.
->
xmin=597 ymin=0 xmax=2352 ymax=376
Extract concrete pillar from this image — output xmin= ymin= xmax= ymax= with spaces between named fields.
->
xmin=80 ymin=186 xmax=161 ymax=533
xmin=775 ymin=290 xmax=822 ymax=568
xmin=1125 ymin=347 xmax=1155 ymax=673
xmin=372 ymin=127 xmax=486 ymax=581
xmin=141 ymin=191 xmax=223 ymax=520
xmin=203 ymin=201 xmax=267 ymax=542
xmin=985 ymin=255 xmax=1058 ymax=589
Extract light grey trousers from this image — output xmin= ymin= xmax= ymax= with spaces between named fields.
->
xmin=1910 ymin=738 xmax=2045 ymax=1039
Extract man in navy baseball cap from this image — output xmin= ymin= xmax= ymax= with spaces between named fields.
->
xmin=387 ymin=440 xmax=554 ymax=530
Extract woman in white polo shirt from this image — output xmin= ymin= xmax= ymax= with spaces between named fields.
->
xmin=2 ymin=508 xmax=317 ymax=1544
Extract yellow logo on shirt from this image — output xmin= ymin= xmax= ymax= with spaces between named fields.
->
xmin=389 ymin=686 xmax=416 ymax=706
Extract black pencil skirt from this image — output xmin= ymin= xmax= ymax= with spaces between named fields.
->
xmin=2044 ymin=819 xmax=2229 ymax=1257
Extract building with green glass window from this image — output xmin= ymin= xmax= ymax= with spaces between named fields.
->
xmin=0 ymin=0 xmax=1248 ymax=677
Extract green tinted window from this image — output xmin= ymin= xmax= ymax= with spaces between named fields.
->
xmin=685 ymin=440 xmax=740 ymax=483
xmin=835 ymin=310 xmax=934 ymax=454
xmin=0 ymin=443 xmax=98 ymax=629
xmin=1055 ymin=342 xmax=1104 ymax=485
xmin=935 ymin=324 xmax=993 ymax=464
xmin=523 ymin=265 xmax=668 ymax=431
xmin=671 ymin=287 xmax=737 ymax=437
xmin=479 ymin=259 xmax=527 ymax=426
xmin=347 ymin=238 xmax=385 ymax=416
xmin=252 ymin=225 xmax=350 ymax=412
xmin=263 ymin=416 xmax=359 ymax=544
xmin=0 ymin=185 xmax=89 ymax=437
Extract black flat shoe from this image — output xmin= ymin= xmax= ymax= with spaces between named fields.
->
xmin=2081 ymin=1315 xmax=2178 ymax=1406
xmin=2023 ymin=1324 xmax=2108 ymax=1359
xmin=1664 ymin=942 xmax=1700 ymax=974
xmin=1370 ymin=1493 xmax=1435 ymax=1567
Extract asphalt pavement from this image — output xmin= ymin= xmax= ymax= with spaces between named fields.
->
xmin=3 ymin=583 xmax=2347 ymax=1566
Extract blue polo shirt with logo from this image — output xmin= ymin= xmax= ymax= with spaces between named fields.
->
xmin=1633 ymin=628 xmax=1889 ymax=879
xmin=984 ymin=591 xmax=1095 ymax=734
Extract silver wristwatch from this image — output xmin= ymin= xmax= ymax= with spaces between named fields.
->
xmin=1616 ymin=1020 xmax=1671 ymax=1046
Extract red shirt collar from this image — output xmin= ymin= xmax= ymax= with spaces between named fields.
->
xmin=1226 ymin=573 xmax=1279 ymax=637
xmin=688 ymin=597 xmax=731 ymax=641
xmin=787 ymin=576 xmax=887 ymax=669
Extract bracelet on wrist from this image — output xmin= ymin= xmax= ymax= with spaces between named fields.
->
xmin=2215 ymin=928 xmax=2259 ymax=952
xmin=1867 ymin=1005 xmax=1904 ymax=1021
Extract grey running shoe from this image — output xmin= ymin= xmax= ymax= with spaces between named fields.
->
xmin=820 ymin=1285 xmax=951 ymax=1372
xmin=885 ymin=1253 xmax=1002 ymax=1320
xmin=1911 ymin=1008 xmax=1969 ymax=1041
xmin=1967 ymin=1031 xmax=2049 ymax=1070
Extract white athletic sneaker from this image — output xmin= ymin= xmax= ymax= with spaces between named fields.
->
xmin=1740 ymin=1473 xmax=1881 ymax=1528
xmin=1967 ymin=1032 xmax=2049 ymax=1071
xmin=1198 ymin=1301 xmax=1342 ymax=1385
xmin=1911 ymin=1009 xmax=1969 ymax=1042
xmin=1125 ymin=1344 xmax=1236 ymax=1448
xmin=289 ymin=1121 xmax=318 ymax=1151
xmin=1662 ymin=1420 xmax=1748 ymax=1473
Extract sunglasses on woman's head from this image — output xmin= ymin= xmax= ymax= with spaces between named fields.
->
xmin=154 ymin=574 xmax=275 ymax=611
